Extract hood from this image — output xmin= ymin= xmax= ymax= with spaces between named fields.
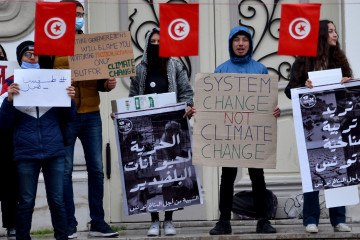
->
xmin=141 ymin=27 xmax=160 ymax=65
xmin=228 ymin=26 xmax=253 ymax=64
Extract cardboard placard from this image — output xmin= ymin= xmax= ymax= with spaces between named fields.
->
xmin=193 ymin=73 xmax=278 ymax=168
xmin=68 ymin=31 xmax=136 ymax=81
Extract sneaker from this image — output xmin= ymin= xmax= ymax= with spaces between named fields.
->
xmin=256 ymin=219 xmax=276 ymax=233
xmin=6 ymin=228 xmax=16 ymax=240
xmin=147 ymin=220 xmax=160 ymax=236
xmin=89 ymin=222 xmax=119 ymax=237
xmin=209 ymin=219 xmax=232 ymax=235
xmin=334 ymin=223 xmax=351 ymax=232
xmin=163 ymin=221 xmax=176 ymax=236
xmin=305 ymin=224 xmax=318 ymax=233
xmin=68 ymin=225 xmax=78 ymax=239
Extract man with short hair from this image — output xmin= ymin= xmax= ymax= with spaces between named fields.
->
xmin=209 ymin=26 xmax=280 ymax=235
xmin=40 ymin=1 xmax=118 ymax=238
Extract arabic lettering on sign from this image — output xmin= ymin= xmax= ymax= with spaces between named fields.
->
xmin=20 ymin=76 xmax=67 ymax=92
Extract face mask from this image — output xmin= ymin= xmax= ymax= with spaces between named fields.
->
xmin=147 ymin=44 xmax=160 ymax=62
xmin=0 ymin=56 xmax=5 ymax=61
xmin=76 ymin=18 xmax=84 ymax=31
xmin=21 ymin=62 xmax=40 ymax=69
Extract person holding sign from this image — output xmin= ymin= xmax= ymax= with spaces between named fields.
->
xmin=0 ymin=44 xmax=17 ymax=240
xmin=285 ymin=20 xmax=352 ymax=233
xmin=0 ymin=40 xmax=76 ymax=240
xmin=39 ymin=1 xmax=118 ymax=238
xmin=129 ymin=28 xmax=195 ymax=237
xmin=209 ymin=26 xmax=280 ymax=235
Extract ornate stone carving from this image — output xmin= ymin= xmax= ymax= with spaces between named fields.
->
xmin=0 ymin=1 xmax=37 ymax=42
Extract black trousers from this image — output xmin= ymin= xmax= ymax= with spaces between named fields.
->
xmin=219 ymin=167 xmax=267 ymax=220
xmin=0 ymin=154 xmax=17 ymax=229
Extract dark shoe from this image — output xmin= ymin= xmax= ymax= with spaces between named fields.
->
xmin=89 ymin=222 xmax=119 ymax=237
xmin=6 ymin=228 xmax=16 ymax=240
xmin=256 ymin=219 xmax=276 ymax=233
xmin=209 ymin=219 xmax=232 ymax=235
xmin=68 ymin=225 xmax=78 ymax=239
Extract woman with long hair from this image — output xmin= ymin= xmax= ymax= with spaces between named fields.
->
xmin=285 ymin=20 xmax=353 ymax=233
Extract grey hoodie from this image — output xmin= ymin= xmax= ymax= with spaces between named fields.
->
xmin=129 ymin=28 xmax=194 ymax=107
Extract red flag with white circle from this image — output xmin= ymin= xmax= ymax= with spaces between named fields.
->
xmin=34 ymin=2 xmax=76 ymax=56
xmin=159 ymin=3 xmax=199 ymax=57
xmin=278 ymin=3 xmax=321 ymax=56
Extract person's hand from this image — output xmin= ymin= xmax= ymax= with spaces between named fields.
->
xmin=71 ymin=77 xmax=75 ymax=84
xmin=273 ymin=107 xmax=280 ymax=118
xmin=7 ymin=83 xmax=20 ymax=102
xmin=66 ymin=86 xmax=75 ymax=99
xmin=110 ymin=113 xmax=115 ymax=120
xmin=107 ymin=77 xmax=117 ymax=90
xmin=305 ymin=79 xmax=313 ymax=89
xmin=183 ymin=106 xmax=196 ymax=119
xmin=341 ymin=77 xmax=353 ymax=84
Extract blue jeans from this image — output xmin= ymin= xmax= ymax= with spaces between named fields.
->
xmin=63 ymin=111 xmax=105 ymax=227
xmin=16 ymin=157 xmax=67 ymax=240
xmin=303 ymin=191 xmax=346 ymax=227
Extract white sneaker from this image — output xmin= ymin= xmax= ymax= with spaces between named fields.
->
xmin=305 ymin=224 xmax=318 ymax=233
xmin=163 ymin=221 xmax=176 ymax=236
xmin=147 ymin=221 xmax=160 ymax=236
xmin=334 ymin=223 xmax=351 ymax=232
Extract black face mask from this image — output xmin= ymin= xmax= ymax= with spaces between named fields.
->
xmin=0 ymin=56 xmax=5 ymax=61
xmin=147 ymin=43 xmax=160 ymax=63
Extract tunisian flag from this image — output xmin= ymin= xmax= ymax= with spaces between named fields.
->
xmin=159 ymin=3 xmax=199 ymax=57
xmin=278 ymin=4 xmax=321 ymax=57
xmin=34 ymin=2 xmax=76 ymax=56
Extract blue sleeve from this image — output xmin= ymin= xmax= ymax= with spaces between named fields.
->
xmin=58 ymin=99 xmax=76 ymax=122
xmin=0 ymin=98 xmax=15 ymax=131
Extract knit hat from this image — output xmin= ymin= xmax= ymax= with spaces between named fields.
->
xmin=16 ymin=40 xmax=34 ymax=65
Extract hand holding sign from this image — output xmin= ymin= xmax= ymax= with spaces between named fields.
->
xmin=6 ymin=83 xmax=20 ymax=102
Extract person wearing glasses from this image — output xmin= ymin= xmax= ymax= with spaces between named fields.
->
xmin=40 ymin=1 xmax=118 ymax=238
xmin=0 ymin=44 xmax=17 ymax=240
xmin=0 ymin=40 xmax=76 ymax=240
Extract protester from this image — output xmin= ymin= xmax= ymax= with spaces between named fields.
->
xmin=209 ymin=26 xmax=280 ymax=235
xmin=39 ymin=1 xmax=118 ymax=238
xmin=0 ymin=40 xmax=76 ymax=240
xmin=285 ymin=20 xmax=352 ymax=233
xmin=129 ymin=27 xmax=195 ymax=237
xmin=0 ymin=44 xmax=17 ymax=240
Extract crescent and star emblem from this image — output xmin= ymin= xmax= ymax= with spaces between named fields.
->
xmin=168 ymin=18 xmax=190 ymax=41
xmin=289 ymin=18 xmax=311 ymax=40
xmin=44 ymin=17 xmax=67 ymax=39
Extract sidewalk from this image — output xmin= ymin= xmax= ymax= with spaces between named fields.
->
xmin=3 ymin=219 xmax=360 ymax=240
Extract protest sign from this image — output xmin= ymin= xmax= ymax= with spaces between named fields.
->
xmin=193 ymin=73 xmax=278 ymax=168
xmin=0 ymin=61 xmax=19 ymax=95
xmin=14 ymin=69 xmax=71 ymax=107
xmin=114 ymin=103 xmax=203 ymax=215
xmin=68 ymin=31 xmax=136 ymax=81
xmin=291 ymin=80 xmax=360 ymax=193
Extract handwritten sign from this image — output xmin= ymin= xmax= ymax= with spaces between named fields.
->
xmin=0 ymin=61 xmax=19 ymax=94
xmin=291 ymin=79 xmax=360 ymax=193
xmin=193 ymin=73 xmax=278 ymax=168
xmin=114 ymin=103 xmax=203 ymax=215
xmin=68 ymin=31 xmax=136 ymax=81
xmin=14 ymin=69 xmax=71 ymax=107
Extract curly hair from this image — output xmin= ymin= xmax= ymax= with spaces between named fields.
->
xmin=291 ymin=20 xmax=352 ymax=86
